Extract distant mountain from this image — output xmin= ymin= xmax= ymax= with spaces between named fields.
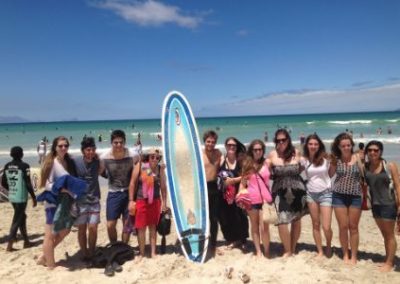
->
xmin=0 ymin=116 xmax=30 ymax=123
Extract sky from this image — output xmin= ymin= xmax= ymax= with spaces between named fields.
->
xmin=1 ymin=0 xmax=400 ymax=121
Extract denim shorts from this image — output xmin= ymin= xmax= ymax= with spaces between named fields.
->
xmin=372 ymin=204 xmax=397 ymax=221
xmin=332 ymin=192 xmax=362 ymax=208
xmin=45 ymin=207 xmax=57 ymax=225
xmin=306 ymin=190 xmax=332 ymax=206
xmin=251 ymin=203 xmax=263 ymax=210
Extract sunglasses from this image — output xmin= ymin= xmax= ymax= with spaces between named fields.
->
xmin=276 ymin=138 xmax=288 ymax=144
xmin=149 ymin=155 xmax=160 ymax=160
xmin=226 ymin=143 xmax=237 ymax=148
xmin=57 ymin=144 xmax=69 ymax=149
xmin=367 ymin=148 xmax=380 ymax=153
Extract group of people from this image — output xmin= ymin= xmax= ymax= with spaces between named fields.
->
xmin=201 ymin=129 xmax=400 ymax=272
xmin=2 ymin=128 xmax=400 ymax=272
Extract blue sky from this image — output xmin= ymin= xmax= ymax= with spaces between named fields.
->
xmin=1 ymin=0 xmax=399 ymax=121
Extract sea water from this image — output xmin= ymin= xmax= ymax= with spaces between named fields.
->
xmin=0 ymin=111 xmax=399 ymax=166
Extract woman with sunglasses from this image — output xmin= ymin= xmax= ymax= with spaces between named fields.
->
xmin=37 ymin=136 xmax=77 ymax=269
xmin=301 ymin=134 xmax=333 ymax=258
xmin=240 ymin=139 xmax=271 ymax=257
xmin=364 ymin=140 xmax=400 ymax=272
xmin=128 ymin=147 xmax=167 ymax=259
xmin=218 ymin=137 xmax=249 ymax=250
xmin=329 ymin=132 xmax=362 ymax=265
xmin=268 ymin=129 xmax=307 ymax=257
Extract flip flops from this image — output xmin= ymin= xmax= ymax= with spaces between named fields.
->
xmin=238 ymin=271 xmax=250 ymax=283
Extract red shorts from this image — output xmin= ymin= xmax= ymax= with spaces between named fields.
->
xmin=135 ymin=198 xmax=161 ymax=229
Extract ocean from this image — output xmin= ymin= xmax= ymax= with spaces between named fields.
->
xmin=0 ymin=111 xmax=399 ymax=166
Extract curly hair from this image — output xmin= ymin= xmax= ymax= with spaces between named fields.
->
xmin=331 ymin=132 xmax=354 ymax=158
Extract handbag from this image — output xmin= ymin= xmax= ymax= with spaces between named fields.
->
xmin=235 ymin=187 xmax=252 ymax=210
xmin=356 ymin=155 xmax=371 ymax=210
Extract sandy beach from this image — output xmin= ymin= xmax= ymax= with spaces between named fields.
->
xmin=0 ymin=178 xmax=399 ymax=284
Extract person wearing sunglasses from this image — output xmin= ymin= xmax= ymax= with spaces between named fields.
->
xmin=101 ymin=129 xmax=140 ymax=244
xmin=267 ymin=129 xmax=307 ymax=257
xmin=37 ymin=136 xmax=77 ymax=269
xmin=329 ymin=132 xmax=362 ymax=265
xmin=128 ymin=147 xmax=167 ymax=259
xmin=364 ymin=140 xmax=400 ymax=272
xmin=218 ymin=137 xmax=249 ymax=250
xmin=241 ymin=139 xmax=272 ymax=257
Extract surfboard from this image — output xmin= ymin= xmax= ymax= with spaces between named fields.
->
xmin=162 ymin=91 xmax=209 ymax=263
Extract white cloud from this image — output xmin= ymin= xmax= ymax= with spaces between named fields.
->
xmin=198 ymin=83 xmax=400 ymax=116
xmin=96 ymin=0 xmax=205 ymax=28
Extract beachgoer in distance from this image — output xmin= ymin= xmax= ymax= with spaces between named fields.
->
xmin=264 ymin=131 xmax=268 ymax=143
xmin=128 ymin=147 xmax=167 ymax=259
xmin=101 ymin=130 xmax=139 ymax=243
xmin=364 ymin=140 xmax=400 ymax=272
xmin=202 ymin=130 xmax=222 ymax=256
xmin=2 ymin=146 xmax=37 ymax=251
xmin=299 ymin=132 xmax=305 ymax=145
xmin=267 ymin=129 xmax=308 ymax=257
xmin=241 ymin=139 xmax=271 ymax=257
xmin=37 ymin=139 xmax=47 ymax=164
xmin=37 ymin=136 xmax=77 ymax=269
xmin=73 ymin=137 xmax=103 ymax=260
xmin=218 ymin=137 xmax=249 ymax=250
xmin=329 ymin=132 xmax=362 ymax=265
xmin=301 ymin=134 xmax=333 ymax=258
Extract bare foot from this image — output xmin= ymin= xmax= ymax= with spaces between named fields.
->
xmin=36 ymin=255 xmax=47 ymax=267
xmin=282 ymin=252 xmax=292 ymax=258
xmin=379 ymin=264 xmax=393 ymax=272
xmin=134 ymin=255 xmax=143 ymax=263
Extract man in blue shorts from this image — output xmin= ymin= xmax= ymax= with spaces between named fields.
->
xmin=101 ymin=130 xmax=139 ymax=243
xmin=73 ymin=137 xmax=103 ymax=260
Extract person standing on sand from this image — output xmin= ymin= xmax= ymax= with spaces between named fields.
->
xmin=101 ymin=130 xmax=139 ymax=243
xmin=73 ymin=137 xmax=103 ymax=261
xmin=2 ymin=146 xmax=37 ymax=251
xmin=329 ymin=132 xmax=362 ymax=265
xmin=37 ymin=136 xmax=77 ymax=269
xmin=268 ymin=129 xmax=308 ymax=257
xmin=364 ymin=140 xmax=400 ymax=272
xmin=301 ymin=134 xmax=333 ymax=258
xmin=202 ymin=130 xmax=222 ymax=256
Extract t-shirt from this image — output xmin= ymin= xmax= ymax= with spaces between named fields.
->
xmin=101 ymin=148 xmax=139 ymax=192
xmin=1 ymin=160 xmax=34 ymax=203
xmin=73 ymin=156 xmax=100 ymax=204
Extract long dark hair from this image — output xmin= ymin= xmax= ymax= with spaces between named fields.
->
xmin=303 ymin=134 xmax=327 ymax=167
xmin=224 ymin=136 xmax=246 ymax=156
xmin=331 ymin=132 xmax=354 ymax=159
xmin=40 ymin=136 xmax=76 ymax=187
xmin=365 ymin=140 xmax=384 ymax=162
xmin=274 ymin=129 xmax=295 ymax=162
xmin=242 ymin=139 xmax=265 ymax=176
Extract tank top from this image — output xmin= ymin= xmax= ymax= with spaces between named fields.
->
xmin=136 ymin=163 xmax=161 ymax=201
xmin=365 ymin=161 xmax=396 ymax=206
xmin=304 ymin=159 xmax=331 ymax=193
xmin=333 ymin=160 xmax=361 ymax=196
xmin=247 ymin=165 xmax=271 ymax=204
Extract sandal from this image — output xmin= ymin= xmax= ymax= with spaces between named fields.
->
xmin=238 ymin=271 xmax=250 ymax=283
xmin=224 ymin=266 xmax=233 ymax=279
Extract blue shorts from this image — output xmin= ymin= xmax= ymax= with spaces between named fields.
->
xmin=74 ymin=203 xmax=101 ymax=225
xmin=45 ymin=207 xmax=57 ymax=225
xmin=372 ymin=204 xmax=397 ymax=221
xmin=307 ymin=190 xmax=332 ymax=206
xmin=106 ymin=191 xmax=129 ymax=221
xmin=332 ymin=192 xmax=361 ymax=208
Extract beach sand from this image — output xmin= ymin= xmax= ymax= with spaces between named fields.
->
xmin=1 ymin=182 xmax=399 ymax=284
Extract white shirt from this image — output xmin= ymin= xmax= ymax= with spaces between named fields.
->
xmin=304 ymin=158 xmax=331 ymax=193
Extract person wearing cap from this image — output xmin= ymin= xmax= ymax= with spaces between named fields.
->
xmin=128 ymin=147 xmax=167 ymax=259
xmin=73 ymin=137 xmax=104 ymax=260
xmin=2 ymin=146 xmax=37 ymax=251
